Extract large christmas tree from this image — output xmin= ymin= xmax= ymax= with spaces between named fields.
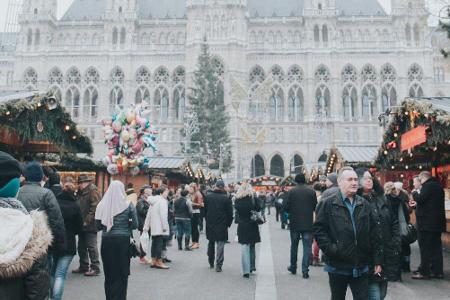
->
xmin=187 ymin=40 xmax=232 ymax=173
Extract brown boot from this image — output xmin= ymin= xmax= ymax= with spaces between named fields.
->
xmin=150 ymin=258 xmax=157 ymax=268
xmin=155 ymin=259 xmax=169 ymax=270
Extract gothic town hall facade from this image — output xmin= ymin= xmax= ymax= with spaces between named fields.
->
xmin=5 ymin=0 xmax=450 ymax=180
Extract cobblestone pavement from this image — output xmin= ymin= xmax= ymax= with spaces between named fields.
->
xmin=64 ymin=213 xmax=450 ymax=300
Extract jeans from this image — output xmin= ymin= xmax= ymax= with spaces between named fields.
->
xmin=368 ymin=281 xmax=388 ymax=300
xmin=78 ymin=231 xmax=100 ymax=272
xmin=289 ymin=230 xmax=312 ymax=274
xmin=51 ymin=255 xmax=74 ymax=300
xmin=151 ymin=235 xmax=164 ymax=259
xmin=328 ymin=273 xmax=368 ymax=300
xmin=176 ymin=218 xmax=192 ymax=239
xmin=208 ymin=240 xmax=225 ymax=267
xmin=241 ymin=243 xmax=256 ymax=275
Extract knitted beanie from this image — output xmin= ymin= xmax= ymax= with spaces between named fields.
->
xmin=23 ymin=162 xmax=44 ymax=183
xmin=0 ymin=151 xmax=22 ymax=188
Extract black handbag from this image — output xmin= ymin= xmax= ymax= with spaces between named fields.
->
xmin=402 ymin=223 xmax=417 ymax=245
xmin=250 ymin=196 xmax=265 ymax=225
xmin=128 ymin=207 xmax=141 ymax=258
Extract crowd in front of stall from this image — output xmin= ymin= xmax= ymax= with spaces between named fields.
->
xmin=0 ymin=150 xmax=447 ymax=300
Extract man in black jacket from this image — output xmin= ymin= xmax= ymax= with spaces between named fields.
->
xmin=204 ymin=180 xmax=233 ymax=272
xmin=411 ymin=171 xmax=446 ymax=280
xmin=313 ymin=167 xmax=382 ymax=300
xmin=283 ymin=173 xmax=317 ymax=278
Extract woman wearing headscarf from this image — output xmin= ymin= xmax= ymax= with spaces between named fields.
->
xmin=95 ymin=180 xmax=138 ymax=300
xmin=234 ymin=181 xmax=261 ymax=278
xmin=355 ymin=169 xmax=401 ymax=300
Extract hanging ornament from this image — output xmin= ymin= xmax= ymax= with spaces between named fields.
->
xmin=36 ymin=121 xmax=44 ymax=133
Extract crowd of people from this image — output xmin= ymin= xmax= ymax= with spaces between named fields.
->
xmin=0 ymin=149 xmax=446 ymax=300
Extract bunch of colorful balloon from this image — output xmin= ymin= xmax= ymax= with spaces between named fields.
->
xmin=101 ymin=104 xmax=158 ymax=176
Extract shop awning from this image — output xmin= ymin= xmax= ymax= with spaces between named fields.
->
xmin=147 ymin=156 xmax=188 ymax=169
xmin=335 ymin=145 xmax=378 ymax=164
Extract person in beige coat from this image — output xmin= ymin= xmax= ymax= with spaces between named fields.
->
xmin=143 ymin=185 xmax=170 ymax=269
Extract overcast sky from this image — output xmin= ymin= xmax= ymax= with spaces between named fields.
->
xmin=0 ymin=0 xmax=445 ymax=32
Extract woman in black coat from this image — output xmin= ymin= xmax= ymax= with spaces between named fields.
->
xmin=53 ymin=177 xmax=83 ymax=300
xmin=234 ymin=182 xmax=261 ymax=278
xmin=356 ymin=169 xmax=401 ymax=300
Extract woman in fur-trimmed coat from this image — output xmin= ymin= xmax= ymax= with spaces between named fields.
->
xmin=0 ymin=197 xmax=53 ymax=300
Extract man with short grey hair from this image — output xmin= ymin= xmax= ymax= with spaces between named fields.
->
xmin=314 ymin=167 xmax=382 ymax=300
xmin=411 ymin=171 xmax=446 ymax=280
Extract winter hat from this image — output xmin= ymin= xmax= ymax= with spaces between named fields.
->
xmin=215 ymin=180 xmax=225 ymax=188
xmin=0 ymin=151 xmax=22 ymax=189
xmin=294 ymin=173 xmax=306 ymax=184
xmin=394 ymin=182 xmax=403 ymax=190
xmin=23 ymin=162 xmax=44 ymax=183
xmin=48 ymin=172 xmax=61 ymax=186
xmin=326 ymin=173 xmax=338 ymax=186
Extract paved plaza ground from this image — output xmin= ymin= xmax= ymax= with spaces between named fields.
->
xmin=64 ymin=213 xmax=450 ymax=300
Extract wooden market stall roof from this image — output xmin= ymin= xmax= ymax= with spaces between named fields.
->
xmin=375 ymin=97 xmax=450 ymax=169
xmin=326 ymin=145 xmax=378 ymax=174
xmin=0 ymin=90 xmax=92 ymax=154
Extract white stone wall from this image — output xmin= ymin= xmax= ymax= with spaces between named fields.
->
xmin=9 ymin=1 xmax=450 ymax=180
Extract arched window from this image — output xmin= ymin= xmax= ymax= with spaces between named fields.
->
xmin=84 ymin=67 xmax=100 ymax=85
xmin=315 ymin=65 xmax=330 ymax=83
xmin=409 ymin=83 xmax=424 ymax=97
xmin=380 ymin=64 xmax=396 ymax=83
xmin=110 ymin=66 xmax=124 ymax=85
xmin=290 ymin=154 xmax=304 ymax=174
xmin=173 ymin=86 xmax=185 ymax=121
xmin=287 ymin=65 xmax=304 ymax=84
xmin=65 ymin=86 xmax=80 ymax=119
xmin=322 ymin=24 xmax=328 ymax=44
xmin=314 ymin=25 xmax=320 ymax=45
xmin=23 ymin=67 xmax=38 ymax=88
xmin=48 ymin=67 xmax=63 ymax=86
xmin=136 ymin=66 xmax=151 ymax=85
xmin=270 ymin=154 xmax=284 ymax=177
xmin=249 ymin=65 xmax=265 ymax=84
xmin=361 ymin=84 xmax=377 ymax=120
xmin=361 ymin=64 xmax=377 ymax=83
xmin=120 ymin=27 xmax=126 ymax=44
xmin=342 ymin=84 xmax=357 ymax=121
xmin=34 ymin=29 xmax=40 ymax=47
xmin=27 ymin=29 xmax=32 ymax=46
xmin=154 ymin=87 xmax=169 ymax=122
xmin=248 ymin=83 xmax=261 ymax=120
xmin=66 ymin=67 xmax=81 ymax=85
xmin=154 ymin=67 xmax=169 ymax=85
xmin=288 ymin=85 xmax=304 ymax=122
xmin=135 ymin=86 xmax=150 ymax=104
xmin=110 ymin=86 xmax=124 ymax=112
xmin=408 ymin=63 xmax=423 ymax=82
xmin=112 ymin=27 xmax=118 ymax=45
xmin=172 ymin=66 xmax=185 ymax=85
xmin=269 ymin=85 xmax=284 ymax=122
xmin=315 ymin=84 xmax=330 ymax=117
xmin=251 ymin=154 xmax=265 ymax=177
xmin=381 ymin=84 xmax=397 ymax=111
xmin=83 ymin=86 xmax=98 ymax=120
xmin=270 ymin=65 xmax=284 ymax=82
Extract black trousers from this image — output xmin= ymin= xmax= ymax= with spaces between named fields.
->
xmin=101 ymin=236 xmax=130 ymax=300
xmin=328 ymin=273 xmax=368 ymax=300
xmin=151 ymin=235 xmax=164 ymax=259
xmin=191 ymin=213 xmax=200 ymax=243
xmin=418 ymin=231 xmax=443 ymax=275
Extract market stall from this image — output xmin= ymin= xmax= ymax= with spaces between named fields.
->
xmin=249 ymin=175 xmax=283 ymax=192
xmin=375 ymin=97 xmax=450 ymax=249
xmin=325 ymin=145 xmax=378 ymax=177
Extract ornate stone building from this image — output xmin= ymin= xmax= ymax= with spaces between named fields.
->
xmin=5 ymin=0 xmax=450 ymax=180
